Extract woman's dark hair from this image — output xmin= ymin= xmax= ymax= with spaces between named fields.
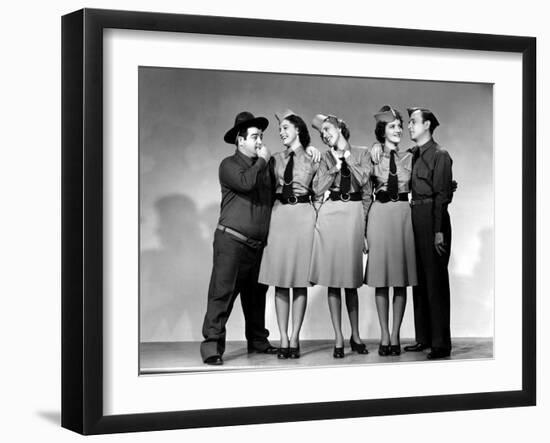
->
xmin=324 ymin=115 xmax=351 ymax=141
xmin=374 ymin=105 xmax=403 ymax=143
xmin=284 ymin=114 xmax=311 ymax=148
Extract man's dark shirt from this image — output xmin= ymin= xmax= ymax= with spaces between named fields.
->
xmin=411 ymin=139 xmax=453 ymax=233
xmin=217 ymin=149 xmax=274 ymax=241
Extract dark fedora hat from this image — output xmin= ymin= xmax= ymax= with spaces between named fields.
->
xmin=223 ymin=111 xmax=269 ymax=144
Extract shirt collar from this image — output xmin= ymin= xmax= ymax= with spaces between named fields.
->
xmin=383 ymin=144 xmax=401 ymax=156
xmin=418 ymin=138 xmax=436 ymax=155
xmin=283 ymin=144 xmax=304 ymax=158
xmin=335 ymin=141 xmax=352 ymax=155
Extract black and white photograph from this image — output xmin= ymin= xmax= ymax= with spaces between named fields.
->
xmin=138 ymin=67 xmax=494 ymax=373
xmin=3 ymin=0 xmax=548 ymax=439
xmin=55 ymin=4 xmax=538 ymax=437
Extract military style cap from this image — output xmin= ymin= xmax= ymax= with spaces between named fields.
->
xmin=311 ymin=113 xmax=345 ymax=132
xmin=311 ymin=113 xmax=328 ymax=132
xmin=275 ymin=108 xmax=297 ymax=123
xmin=374 ymin=105 xmax=400 ymax=123
xmin=407 ymin=107 xmax=440 ymax=129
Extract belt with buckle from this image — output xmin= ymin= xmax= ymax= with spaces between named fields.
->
xmin=329 ymin=191 xmax=362 ymax=202
xmin=410 ymin=197 xmax=434 ymax=206
xmin=216 ymin=224 xmax=263 ymax=248
xmin=275 ymin=194 xmax=312 ymax=205
xmin=376 ymin=191 xmax=409 ymax=203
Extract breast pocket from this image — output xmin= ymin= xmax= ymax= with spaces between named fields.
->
xmin=416 ymin=168 xmax=431 ymax=181
xmin=400 ymin=161 xmax=412 ymax=179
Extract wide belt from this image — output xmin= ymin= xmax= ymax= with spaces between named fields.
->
xmin=375 ymin=191 xmax=409 ymax=203
xmin=275 ymin=194 xmax=312 ymax=205
xmin=410 ymin=197 xmax=434 ymax=206
xmin=329 ymin=191 xmax=362 ymax=202
xmin=216 ymin=224 xmax=263 ymax=249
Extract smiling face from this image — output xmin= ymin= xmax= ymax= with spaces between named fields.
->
xmin=237 ymin=127 xmax=263 ymax=157
xmin=407 ymin=110 xmax=429 ymax=142
xmin=320 ymin=120 xmax=341 ymax=147
xmin=385 ymin=119 xmax=402 ymax=145
xmin=279 ymin=119 xmax=299 ymax=147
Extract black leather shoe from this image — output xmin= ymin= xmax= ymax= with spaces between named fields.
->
xmin=404 ymin=343 xmax=429 ymax=352
xmin=378 ymin=344 xmax=390 ymax=356
xmin=333 ymin=347 xmax=345 ymax=358
xmin=350 ymin=336 xmax=369 ymax=354
xmin=427 ymin=348 xmax=451 ymax=360
xmin=277 ymin=347 xmax=289 ymax=359
xmin=204 ymin=355 xmax=223 ymax=365
xmin=288 ymin=346 xmax=301 ymax=359
xmin=248 ymin=345 xmax=279 ymax=355
xmin=390 ymin=344 xmax=401 ymax=356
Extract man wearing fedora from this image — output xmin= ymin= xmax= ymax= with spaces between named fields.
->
xmin=403 ymin=107 xmax=454 ymax=360
xmin=200 ymin=111 xmax=279 ymax=365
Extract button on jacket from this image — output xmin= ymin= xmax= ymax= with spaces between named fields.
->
xmin=411 ymin=139 xmax=453 ymax=233
xmin=218 ymin=149 xmax=274 ymax=241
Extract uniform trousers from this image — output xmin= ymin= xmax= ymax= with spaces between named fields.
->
xmin=200 ymin=229 xmax=270 ymax=361
xmin=411 ymin=203 xmax=452 ymax=351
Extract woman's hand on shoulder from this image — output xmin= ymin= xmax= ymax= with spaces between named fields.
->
xmin=305 ymin=145 xmax=321 ymax=163
xmin=370 ymin=143 xmax=383 ymax=164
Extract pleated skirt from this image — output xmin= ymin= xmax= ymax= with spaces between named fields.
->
xmin=365 ymin=200 xmax=417 ymax=287
xmin=258 ymin=200 xmax=317 ymax=288
xmin=308 ymin=199 xmax=365 ymax=288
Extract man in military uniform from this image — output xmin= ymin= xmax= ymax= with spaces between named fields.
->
xmin=403 ymin=107 xmax=454 ymax=359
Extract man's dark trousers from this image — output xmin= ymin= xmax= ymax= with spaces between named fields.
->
xmin=200 ymin=230 xmax=270 ymax=361
xmin=411 ymin=203 xmax=452 ymax=351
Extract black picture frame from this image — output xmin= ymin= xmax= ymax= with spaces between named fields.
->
xmin=61 ymin=8 xmax=536 ymax=435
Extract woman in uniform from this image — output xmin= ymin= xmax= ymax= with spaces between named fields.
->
xmin=365 ymin=105 xmax=417 ymax=356
xmin=258 ymin=109 xmax=320 ymax=359
xmin=309 ymin=113 xmax=373 ymax=358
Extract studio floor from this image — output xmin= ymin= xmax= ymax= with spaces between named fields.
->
xmin=140 ymin=338 xmax=493 ymax=374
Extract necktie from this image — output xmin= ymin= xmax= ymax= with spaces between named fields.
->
xmin=340 ymin=156 xmax=351 ymax=195
xmin=387 ymin=149 xmax=398 ymax=198
xmin=282 ymin=150 xmax=295 ymax=199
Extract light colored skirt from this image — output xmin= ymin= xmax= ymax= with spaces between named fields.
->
xmin=365 ymin=200 xmax=417 ymax=287
xmin=308 ymin=199 xmax=365 ymax=288
xmin=258 ymin=200 xmax=317 ymax=288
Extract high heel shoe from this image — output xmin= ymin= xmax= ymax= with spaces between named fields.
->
xmin=350 ymin=336 xmax=369 ymax=354
xmin=378 ymin=344 xmax=391 ymax=356
xmin=389 ymin=344 xmax=401 ymax=356
xmin=288 ymin=345 xmax=300 ymax=359
xmin=277 ymin=347 xmax=289 ymax=359
xmin=333 ymin=346 xmax=345 ymax=358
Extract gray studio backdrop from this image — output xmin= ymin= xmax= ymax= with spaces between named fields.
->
xmin=139 ymin=67 xmax=493 ymax=343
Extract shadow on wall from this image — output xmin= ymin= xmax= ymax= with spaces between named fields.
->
xmin=449 ymin=226 xmax=494 ymax=337
xmin=140 ymin=196 xmax=494 ymax=342
xmin=140 ymin=194 xmax=214 ymax=342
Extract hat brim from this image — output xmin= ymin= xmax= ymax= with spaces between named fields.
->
xmin=311 ymin=114 xmax=329 ymax=132
xmin=224 ymin=117 xmax=269 ymax=144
